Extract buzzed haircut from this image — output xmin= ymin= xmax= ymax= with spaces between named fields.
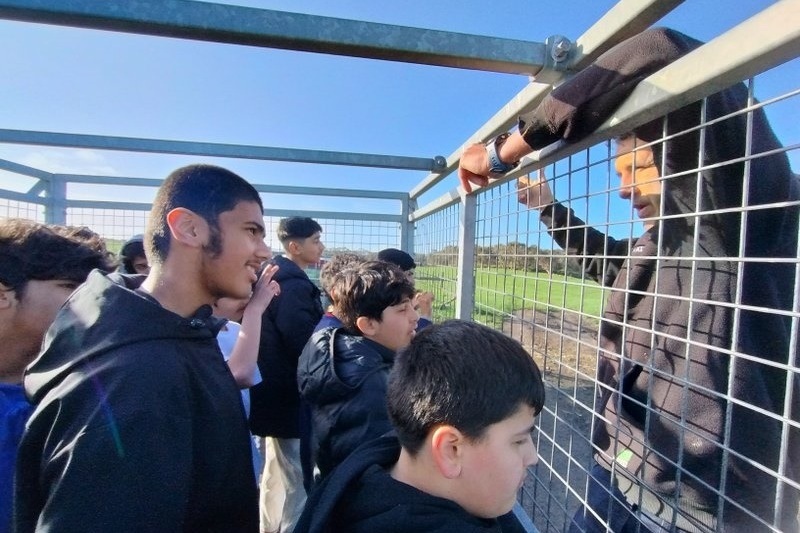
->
xmin=146 ymin=164 xmax=262 ymax=264
xmin=0 ymin=218 xmax=115 ymax=298
xmin=319 ymin=252 xmax=364 ymax=300
xmin=333 ymin=260 xmax=415 ymax=334
xmin=277 ymin=217 xmax=322 ymax=244
xmin=388 ymin=320 xmax=545 ymax=455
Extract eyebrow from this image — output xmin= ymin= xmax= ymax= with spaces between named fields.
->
xmin=248 ymin=220 xmax=266 ymax=236
xmin=514 ymin=422 xmax=537 ymax=437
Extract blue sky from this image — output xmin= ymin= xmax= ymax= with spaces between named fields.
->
xmin=0 ymin=0 xmax=796 ymax=242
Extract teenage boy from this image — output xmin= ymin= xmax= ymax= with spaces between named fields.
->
xmin=0 ymin=219 xmax=114 ymax=533
xmin=14 ymin=164 xmax=270 ymax=532
xmin=294 ymin=319 xmax=545 ymax=533
xmin=249 ymin=216 xmax=325 ymax=533
xmin=297 ymin=260 xmax=418 ymax=479
xmin=377 ymin=247 xmax=434 ymax=329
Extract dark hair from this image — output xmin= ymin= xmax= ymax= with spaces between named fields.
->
xmin=333 ymin=260 xmax=415 ymax=333
xmin=387 ymin=320 xmax=545 ymax=455
xmin=277 ymin=217 xmax=322 ymax=244
xmin=0 ymin=218 xmax=116 ymax=298
xmin=319 ymin=252 xmax=364 ymax=299
xmin=377 ymin=248 xmax=416 ymax=271
xmin=119 ymin=234 xmax=146 ymax=274
xmin=146 ymin=164 xmax=262 ymax=264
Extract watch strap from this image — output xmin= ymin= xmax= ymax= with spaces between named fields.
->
xmin=486 ymin=133 xmax=518 ymax=174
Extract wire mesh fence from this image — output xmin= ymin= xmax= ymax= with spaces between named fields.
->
xmin=420 ymin=62 xmax=800 ymax=532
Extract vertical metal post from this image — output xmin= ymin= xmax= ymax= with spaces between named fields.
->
xmin=400 ymin=193 xmax=414 ymax=253
xmin=455 ymin=193 xmax=477 ymax=319
xmin=45 ymin=175 xmax=67 ymax=225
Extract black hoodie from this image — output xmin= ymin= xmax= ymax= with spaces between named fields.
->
xmin=519 ymin=28 xmax=800 ymax=530
xmin=293 ymin=434 xmax=526 ymax=533
xmin=14 ymin=271 xmax=258 ymax=532
xmin=249 ymin=255 xmax=324 ymax=438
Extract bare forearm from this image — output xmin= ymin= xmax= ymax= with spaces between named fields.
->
xmin=227 ymin=309 xmax=262 ymax=389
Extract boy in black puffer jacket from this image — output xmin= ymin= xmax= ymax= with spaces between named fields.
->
xmin=297 ymin=260 xmax=418 ymax=479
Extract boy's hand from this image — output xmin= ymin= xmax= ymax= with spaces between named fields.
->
xmin=517 ymin=170 xmax=554 ymax=210
xmin=414 ymin=291 xmax=434 ymax=321
xmin=245 ymin=264 xmax=281 ymax=316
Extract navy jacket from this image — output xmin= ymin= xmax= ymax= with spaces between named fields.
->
xmin=249 ymin=256 xmax=323 ymax=438
xmin=297 ymin=327 xmax=395 ymax=478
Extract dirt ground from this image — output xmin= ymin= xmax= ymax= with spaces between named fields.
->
xmin=502 ymin=307 xmax=601 ymax=533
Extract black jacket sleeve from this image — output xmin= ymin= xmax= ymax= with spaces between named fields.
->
xmin=540 ymin=202 xmax=632 ymax=287
xmin=517 ymin=28 xmax=699 ymax=150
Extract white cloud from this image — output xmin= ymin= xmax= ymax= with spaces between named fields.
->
xmin=2 ymin=147 xmax=121 ymax=176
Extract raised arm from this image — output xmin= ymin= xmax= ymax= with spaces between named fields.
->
xmin=518 ymin=172 xmax=630 ymax=286
xmin=459 ymin=28 xmax=696 ymax=194
xmin=227 ymin=264 xmax=280 ymax=388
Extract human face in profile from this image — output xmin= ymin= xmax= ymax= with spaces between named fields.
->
xmin=456 ymin=404 xmax=538 ymax=519
xmin=362 ymin=297 xmax=419 ymax=352
xmin=0 ymin=279 xmax=79 ymax=381
xmin=615 ymin=137 xmax=661 ymax=230
xmin=292 ymin=231 xmax=325 ymax=268
xmin=201 ymin=201 xmax=270 ymax=301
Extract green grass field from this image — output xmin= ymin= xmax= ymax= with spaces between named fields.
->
xmin=415 ymin=265 xmax=604 ymax=326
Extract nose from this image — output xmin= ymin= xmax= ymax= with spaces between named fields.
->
xmin=525 ymin=438 xmax=539 ymax=467
xmin=411 ymin=306 xmax=420 ymax=324
xmin=255 ymin=240 xmax=271 ymax=261
xmin=618 ymin=172 xmax=636 ymax=200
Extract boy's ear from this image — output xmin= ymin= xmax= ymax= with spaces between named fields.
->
xmin=0 ymin=283 xmax=17 ymax=310
xmin=430 ymin=425 xmax=464 ymax=479
xmin=355 ymin=315 xmax=378 ymax=336
xmin=285 ymin=238 xmax=301 ymax=255
xmin=166 ymin=208 xmax=207 ymax=249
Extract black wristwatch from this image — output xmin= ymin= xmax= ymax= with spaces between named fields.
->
xmin=485 ymin=133 xmax=519 ymax=175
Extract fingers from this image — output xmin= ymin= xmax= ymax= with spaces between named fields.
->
xmin=259 ymin=263 xmax=279 ymax=284
xmin=458 ymin=170 xmax=473 ymax=194
xmin=253 ymin=264 xmax=280 ymax=300
xmin=458 ymin=142 xmax=492 ymax=193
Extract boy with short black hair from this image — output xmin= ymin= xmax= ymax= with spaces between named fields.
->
xmin=294 ymin=319 xmax=545 ymax=533
xmin=249 ymin=216 xmax=325 ymax=532
xmin=15 ymin=164 xmax=270 ymax=532
xmin=297 ymin=260 xmax=418 ymax=479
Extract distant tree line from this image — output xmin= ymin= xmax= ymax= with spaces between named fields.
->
xmin=318 ymin=244 xmax=583 ymax=278
xmin=417 ymin=242 xmax=584 ymax=278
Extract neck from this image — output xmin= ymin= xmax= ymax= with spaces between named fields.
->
xmin=0 ymin=343 xmax=30 ymax=385
xmin=284 ymin=253 xmax=309 ymax=270
xmin=140 ymin=260 xmax=211 ymax=318
xmin=0 ymin=370 xmax=24 ymax=385
xmin=391 ymin=449 xmax=449 ymax=501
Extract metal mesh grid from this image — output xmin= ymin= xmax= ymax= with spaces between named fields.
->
xmin=66 ymin=208 xmax=150 ymax=251
xmin=463 ymin=70 xmax=800 ymax=532
xmin=261 ymin=216 xmax=401 ymax=255
xmin=413 ymin=202 xmax=461 ymax=323
xmin=0 ymin=198 xmax=45 ymax=222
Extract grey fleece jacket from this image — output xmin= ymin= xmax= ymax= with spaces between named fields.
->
xmin=522 ymin=27 xmax=800 ymax=531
